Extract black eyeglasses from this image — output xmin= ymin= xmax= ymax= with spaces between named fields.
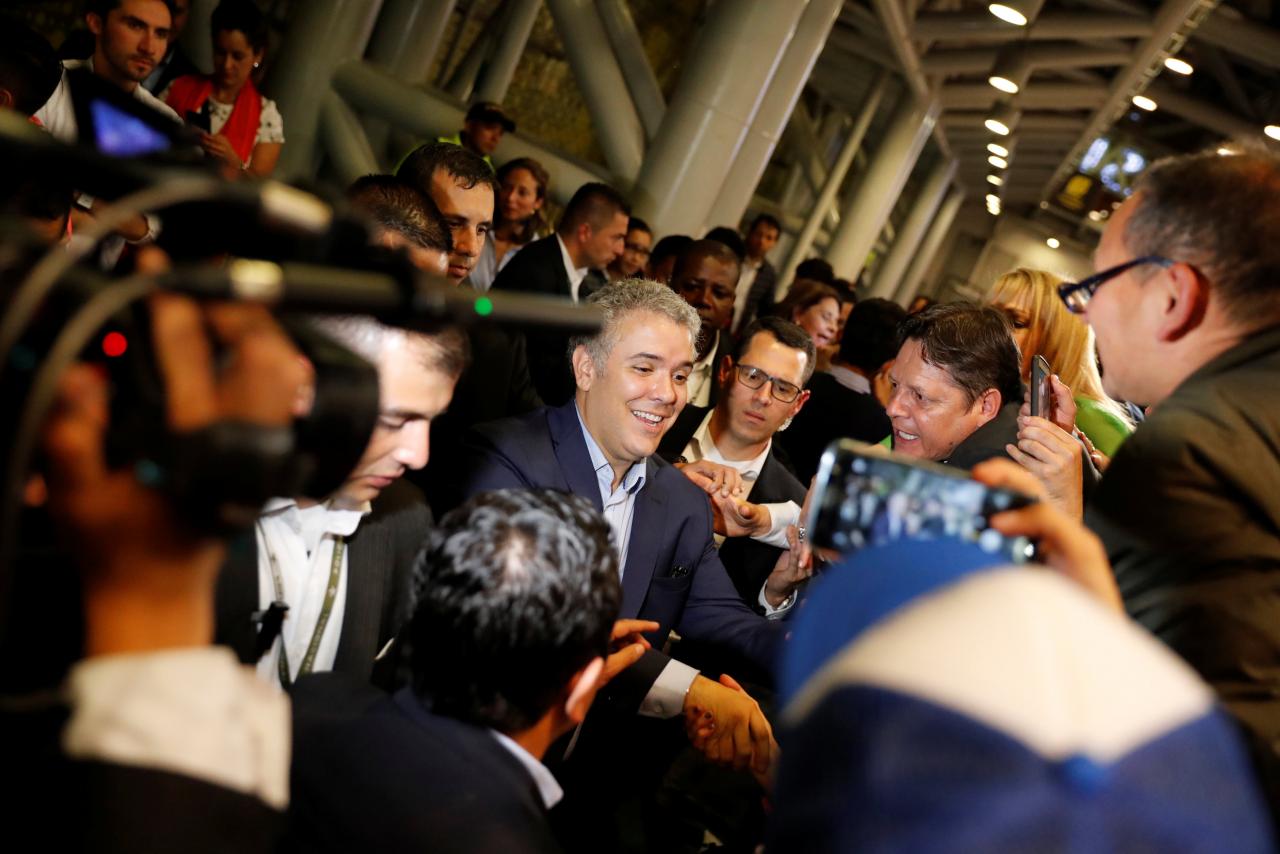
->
xmin=734 ymin=364 xmax=802 ymax=403
xmin=1058 ymin=255 xmax=1174 ymax=314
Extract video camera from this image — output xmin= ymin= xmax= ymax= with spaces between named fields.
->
xmin=0 ymin=76 xmax=602 ymax=600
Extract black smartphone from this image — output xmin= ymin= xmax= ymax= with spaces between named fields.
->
xmin=1030 ymin=354 xmax=1052 ymax=419
xmin=185 ymin=108 xmax=211 ymax=134
xmin=807 ymin=440 xmax=1037 ymax=563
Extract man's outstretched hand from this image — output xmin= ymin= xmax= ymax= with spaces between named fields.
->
xmin=684 ymin=673 xmax=776 ymax=786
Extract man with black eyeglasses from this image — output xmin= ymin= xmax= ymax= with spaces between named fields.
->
xmin=658 ymin=317 xmax=816 ymax=617
xmin=1068 ymin=146 xmax=1280 ymax=810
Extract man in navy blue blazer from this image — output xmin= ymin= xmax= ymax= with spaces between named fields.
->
xmin=463 ymin=281 xmax=780 ymax=783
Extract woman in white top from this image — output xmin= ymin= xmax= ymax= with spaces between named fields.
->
xmin=470 ymin=157 xmax=550 ymax=291
xmin=162 ymin=0 xmax=283 ymax=178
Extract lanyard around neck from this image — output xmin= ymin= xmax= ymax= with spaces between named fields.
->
xmin=259 ymin=524 xmax=345 ymax=689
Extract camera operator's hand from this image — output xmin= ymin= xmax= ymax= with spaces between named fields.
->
xmin=684 ymin=673 xmax=777 ymax=784
xmin=971 ymin=459 xmax=1122 ymax=613
xmin=43 ymin=277 xmax=306 ymax=657
xmin=1005 ymin=415 xmax=1084 ymax=519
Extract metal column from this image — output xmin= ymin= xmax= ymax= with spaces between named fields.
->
xmin=631 ymin=0 xmax=808 ymax=236
xmin=702 ymin=0 xmax=844 ymax=231
xmin=824 ymin=95 xmax=939 ymax=280
xmin=896 ymin=188 xmax=965 ymax=305
xmin=869 ymin=157 xmax=957 ymax=300
xmin=269 ymin=0 xmax=384 ymax=179
xmin=474 ymin=0 xmax=542 ymax=104
xmin=366 ymin=0 xmax=457 ymax=84
xmin=597 ymin=0 xmax=666 ymax=139
xmin=782 ymin=72 xmax=890 ymax=287
xmin=544 ymin=0 xmax=646 ymax=180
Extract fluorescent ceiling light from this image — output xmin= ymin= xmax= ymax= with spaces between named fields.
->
xmin=1046 ymin=237 xmax=1060 ymax=249
xmin=988 ymin=75 xmax=1019 ymax=94
xmin=989 ymin=155 xmax=1009 ymax=169
xmin=1265 ymin=125 xmax=1280 ymax=141
xmin=986 ymin=193 xmax=1001 ymax=205
xmin=1132 ymin=95 xmax=1158 ymax=111
xmin=1164 ymin=57 xmax=1193 ymax=75
xmin=987 ymin=174 xmax=1004 ymax=186
xmin=987 ymin=142 xmax=1010 ymax=157
xmin=988 ymin=4 xmax=1028 ymax=25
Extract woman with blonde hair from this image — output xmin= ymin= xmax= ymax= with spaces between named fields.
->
xmin=989 ymin=267 xmax=1133 ymax=456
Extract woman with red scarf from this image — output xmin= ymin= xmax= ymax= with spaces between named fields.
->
xmin=163 ymin=0 xmax=283 ymax=178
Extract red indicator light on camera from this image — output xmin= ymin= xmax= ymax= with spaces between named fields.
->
xmin=102 ymin=331 xmax=128 ymax=357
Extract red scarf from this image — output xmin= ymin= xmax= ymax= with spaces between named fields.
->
xmin=165 ymin=74 xmax=263 ymax=164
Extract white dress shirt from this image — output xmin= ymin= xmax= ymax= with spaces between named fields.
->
xmin=490 ymin=730 xmax=564 ymax=809
xmin=556 ymin=234 xmax=590 ymax=303
xmin=686 ymin=342 xmax=720 ymax=409
xmin=35 ymin=59 xmax=181 ymax=143
xmin=575 ymin=407 xmax=699 ymax=719
xmin=63 ymin=647 xmax=290 ymax=810
xmin=254 ymin=497 xmax=370 ymax=686
xmin=830 ymin=363 xmax=872 ymax=394
xmin=681 ymin=410 xmax=800 ymax=617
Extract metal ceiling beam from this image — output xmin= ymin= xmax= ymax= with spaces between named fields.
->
xmin=912 ymin=11 xmax=1154 ymax=42
xmin=922 ymin=43 xmax=1133 ymax=76
xmin=1145 ymin=81 xmax=1266 ymax=139
xmin=1038 ymin=0 xmax=1221 ymax=203
xmin=941 ymin=111 xmax=1089 ymax=132
xmin=869 ymin=0 xmax=950 ymax=158
xmin=940 ymin=82 xmax=1108 ymax=110
xmin=1195 ymin=9 xmax=1280 ymax=70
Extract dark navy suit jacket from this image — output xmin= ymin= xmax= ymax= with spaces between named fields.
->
xmin=463 ymin=402 xmax=782 ymax=710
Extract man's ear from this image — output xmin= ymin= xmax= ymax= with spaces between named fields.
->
xmin=717 ymin=355 xmax=734 ymax=386
xmin=87 ymin=12 xmax=104 ymax=36
xmin=976 ymin=387 xmax=1001 ymax=420
xmin=576 ymin=221 xmax=594 ymax=247
xmin=789 ymin=388 xmax=812 ymax=420
xmin=1155 ymin=262 xmax=1209 ymax=342
xmin=564 ymin=657 xmax=604 ymax=724
xmin=571 ymin=344 xmax=596 ymax=391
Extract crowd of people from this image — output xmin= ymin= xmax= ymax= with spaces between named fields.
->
xmin=4 ymin=0 xmax=1280 ymax=851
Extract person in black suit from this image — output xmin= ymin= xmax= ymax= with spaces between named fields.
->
xmin=215 ymin=316 xmax=470 ymax=687
xmin=886 ymin=302 xmax=1024 ymax=467
xmin=778 ymin=297 xmax=904 ymax=483
xmin=657 ymin=317 xmax=815 ymax=615
xmin=732 ymin=213 xmax=782 ymax=335
xmin=671 ymin=239 xmax=741 ymax=409
xmin=286 ymin=490 xmax=649 ymax=854
xmin=490 ymin=182 xmax=631 ymax=405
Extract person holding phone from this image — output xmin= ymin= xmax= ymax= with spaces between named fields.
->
xmin=162 ymin=0 xmax=283 ymax=177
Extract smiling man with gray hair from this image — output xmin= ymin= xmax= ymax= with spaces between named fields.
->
xmin=463 ymin=278 xmax=782 ymax=852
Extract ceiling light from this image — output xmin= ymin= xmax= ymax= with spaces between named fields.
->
xmin=989 ymin=75 xmax=1020 ymax=94
xmin=1164 ymin=57 xmax=1193 ymax=75
xmin=1087 ymin=210 xmax=1103 ymax=222
xmin=1217 ymin=146 xmax=1234 ymax=156
xmin=1132 ymin=95 xmax=1158 ymax=111
xmin=989 ymin=154 xmax=1009 ymax=169
xmin=986 ymin=193 xmax=1001 ymax=205
xmin=1039 ymin=201 xmax=1049 ymax=209
xmin=987 ymin=174 xmax=1004 ymax=186
xmin=1046 ymin=237 xmax=1060 ymax=249
xmin=988 ymin=4 xmax=1028 ymax=25
xmin=987 ymin=142 xmax=1009 ymax=157
xmin=985 ymin=101 xmax=1020 ymax=136
xmin=988 ymin=206 xmax=1001 ymax=216
xmin=1265 ymin=125 xmax=1280 ymax=141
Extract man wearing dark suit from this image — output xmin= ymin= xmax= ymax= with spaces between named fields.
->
xmin=286 ymin=490 xmax=640 ymax=854
xmin=656 ymin=317 xmax=814 ymax=614
xmin=671 ymin=239 xmax=741 ymax=409
xmin=215 ymin=318 xmax=468 ymax=687
xmin=463 ymin=282 xmax=778 ymax=849
xmin=731 ymin=214 xmax=782 ymax=335
xmin=490 ymin=182 xmax=630 ymax=405
xmin=778 ymin=298 xmax=903 ymax=483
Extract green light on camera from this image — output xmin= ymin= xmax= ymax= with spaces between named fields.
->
xmin=474 ymin=296 xmax=494 ymax=317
